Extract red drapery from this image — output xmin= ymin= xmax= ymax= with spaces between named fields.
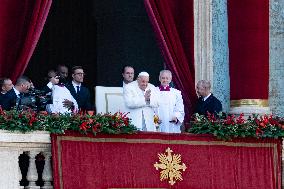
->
xmin=52 ymin=132 xmax=282 ymax=189
xmin=228 ymin=0 xmax=269 ymax=100
xmin=144 ymin=0 xmax=196 ymax=119
xmin=0 ymin=0 xmax=52 ymax=82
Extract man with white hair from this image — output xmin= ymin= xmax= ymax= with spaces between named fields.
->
xmin=157 ymin=70 xmax=184 ymax=133
xmin=123 ymin=71 xmax=159 ymax=131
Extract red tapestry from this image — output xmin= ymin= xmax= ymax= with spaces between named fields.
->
xmin=228 ymin=0 xmax=269 ymax=100
xmin=52 ymin=132 xmax=281 ymax=189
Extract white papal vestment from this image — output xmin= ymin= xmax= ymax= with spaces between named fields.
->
xmin=123 ymin=81 xmax=159 ymax=131
xmin=47 ymin=85 xmax=78 ymax=114
xmin=157 ymin=87 xmax=184 ymax=133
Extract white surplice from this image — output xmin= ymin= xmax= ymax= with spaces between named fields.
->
xmin=123 ymin=81 xmax=159 ymax=131
xmin=47 ymin=85 xmax=78 ymax=114
xmin=157 ymin=87 xmax=184 ymax=133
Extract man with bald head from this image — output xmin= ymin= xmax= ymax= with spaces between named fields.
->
xmin=123 ymin=71 xmax=159 ymax=131
xmin=194 ymin=80 xmax=222 ymax=116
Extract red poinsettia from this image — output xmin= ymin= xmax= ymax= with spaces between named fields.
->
xmin=189 ymin=113 xmax=284 ymax=140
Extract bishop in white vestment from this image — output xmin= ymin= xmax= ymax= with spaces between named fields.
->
xmin=123 ymin=72 xmax=159 ymax=131
xmin=157 ymin=70 xmax=184 ymax=133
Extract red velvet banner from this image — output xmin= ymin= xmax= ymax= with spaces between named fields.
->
xmin=52 ymin=132 xmax=281 ymax=189
xmin=228 ymin=0 xmax=269 ymax=100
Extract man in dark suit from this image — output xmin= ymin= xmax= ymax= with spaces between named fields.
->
xmin=1 ymin=76 xmax=31 ymax=110
xmin=194 ymin=80 xmax=222 ymax=116
xmin=0 ymin=78 xmax=14 ymax=107
xmin=65 ymin=66 xmax=93 ymax=111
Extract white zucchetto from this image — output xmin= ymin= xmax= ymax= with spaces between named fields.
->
xmin=138 ymin=71 xmax=149 ymax=77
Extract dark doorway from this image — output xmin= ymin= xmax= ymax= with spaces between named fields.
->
xmin=25 ymin=0 xmax=163 ymax=91
xmin=93 ymin=0 xmax=163 ymax=86
xmin=25 ymin=0 xmax=97 ymax=89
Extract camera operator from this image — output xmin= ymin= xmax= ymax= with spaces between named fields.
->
xmin=1 ymin=76 xmax=31 ymax=110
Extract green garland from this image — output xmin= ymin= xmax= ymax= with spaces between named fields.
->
xmin=188 ymin=113 xmax=284 ymax=140
xmin=1 ymin=109 xmax=284 ymax=141
xmin=0 ymin=109 xmax=137 ymax=135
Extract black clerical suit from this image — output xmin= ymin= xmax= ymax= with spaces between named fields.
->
xmin=65 ymin=83 xmax=93 ymax=111
xmin=195 ymin=94 xmax=222 ymax=116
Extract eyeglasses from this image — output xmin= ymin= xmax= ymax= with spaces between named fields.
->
xmin=74 ymin=73 xmax=86 ymax=76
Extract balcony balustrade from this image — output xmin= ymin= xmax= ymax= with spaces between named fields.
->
xmin=0 ymin=130 xmax=283 ymax=189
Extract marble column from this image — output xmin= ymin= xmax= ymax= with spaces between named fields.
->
xmin=194 ymin=0 xmax=213 ymax=84
xmin=211 ymin=0 xmax=230 ymax=112
xmin=194 ymin=0 xmax=230 ymax=112
xmin=269 ymin=0 xmax=284 ymax=117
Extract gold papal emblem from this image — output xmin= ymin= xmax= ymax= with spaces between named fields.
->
xmin=154 ymin=147 xmax=187 ymax=185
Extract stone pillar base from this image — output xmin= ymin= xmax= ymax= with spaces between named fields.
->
xmin=230 ymin=106 xmax=271 ymax=117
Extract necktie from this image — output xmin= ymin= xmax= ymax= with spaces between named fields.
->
xmin=76 ymin=86 xmax=80 ymax=94
xmin=18 ymin=93 xmax=23 ymax=99
xmin=16 ymin=93 xmax=23 ymax=109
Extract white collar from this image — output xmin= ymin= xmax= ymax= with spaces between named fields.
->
xmin=123 ymin=81 xmax=127 ymax=88
xmin=123 ymin=80 xmax=133 ymax=87
xmin=203 ymin=93 xmax=211 ymax=101
xmin=72 ymin=81 xmax=81 ymax=87
xmin=13 ymin=87 xmax=20 ymax=97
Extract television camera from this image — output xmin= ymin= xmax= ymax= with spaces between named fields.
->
xmin=18 ymin=88 xmax=52 ymax=112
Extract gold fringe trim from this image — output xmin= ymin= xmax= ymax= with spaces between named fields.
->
xmin=230 ymin=99 xmax=268 ymax=107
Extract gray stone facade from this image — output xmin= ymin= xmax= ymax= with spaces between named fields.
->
xmin=212 ymin=0 xmax=230 ymax=112
xmin=269 ymin=0 xmax=284 ymax=116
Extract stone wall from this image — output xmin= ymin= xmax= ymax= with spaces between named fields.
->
xmin=269 ymin=0 xmax=284 ymax=117
xmin=212 ymin=0 xmax=230 ymax=112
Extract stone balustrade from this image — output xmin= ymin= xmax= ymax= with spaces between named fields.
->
xmin=0 ymin=131 xmax=283 ymax=188
xmin=0 ymin=131 xmax=52 ymax=189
